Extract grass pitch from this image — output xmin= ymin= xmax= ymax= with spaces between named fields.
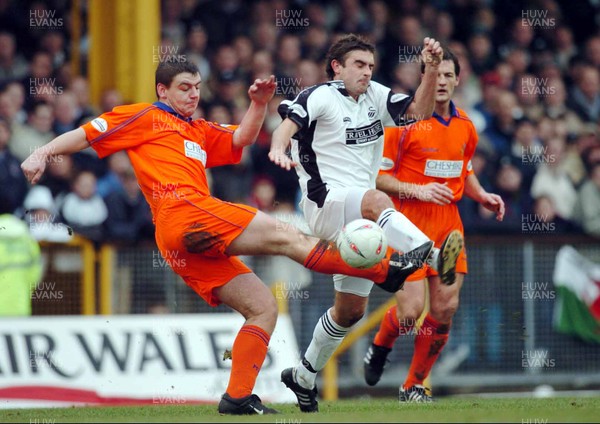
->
xmin=1 ymin=396 xmax=598 ymax=423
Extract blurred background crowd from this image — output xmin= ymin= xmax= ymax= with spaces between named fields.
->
xmin=1 ymin=0 xmax=599 ymax=245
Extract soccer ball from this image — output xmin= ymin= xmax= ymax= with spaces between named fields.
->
xmin=336 ymin=219 xmax=388 ymax=269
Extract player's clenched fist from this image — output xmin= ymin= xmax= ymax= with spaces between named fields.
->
xmin=248 ymin=75 xmax=277 ymax=105
xmin=21 ymin=153 xmax=47 ymax=185
xmin=421 ymin=37 xmax=443 ymax=68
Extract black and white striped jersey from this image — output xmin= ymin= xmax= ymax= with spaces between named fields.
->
xmin=279 ymin=80 xmax=413 ymax=207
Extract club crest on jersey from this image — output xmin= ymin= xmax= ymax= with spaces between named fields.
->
xmin=345 ymin=121 xmax=383 ymax=145
xmin=368 ymin=106 xmax=376 ymax=119
xmin=184 ymin=140 xmax=207 ymax=165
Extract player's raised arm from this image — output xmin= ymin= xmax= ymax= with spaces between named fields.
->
xmin=269 ymin=118 xmax=300 ymax=171
xmin=404 ymin=37 xmax=443 ymax=121
xmin=232 ymin=75 xmax=276 ymax=148
xmin=21 ymin=127 xmax=88 ymax=185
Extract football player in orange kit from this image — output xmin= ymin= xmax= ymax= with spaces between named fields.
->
xmin=21 ymin=59 xmax=419 ymax=415
xmin=363 ymin=50 xmax=505 ymax=402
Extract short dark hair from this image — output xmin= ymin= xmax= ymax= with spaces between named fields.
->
xmin=155 ymin=58 xmax=200 ymax=98
xmin=325 ymin=34 xmax=375 ymax=80
xmin=420 ymin=48 xmax=461 ymax=77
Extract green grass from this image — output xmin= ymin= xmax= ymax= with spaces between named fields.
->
xmin=1 ymin=397 xmax=598 ymax=423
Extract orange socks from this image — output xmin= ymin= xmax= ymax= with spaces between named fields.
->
xmin=225 ymin=324 xmax=270 ymax=399
xmin=304 ymin=240 xmax=387 ymax=282
xmin=373 ymin=305 xmax=415 ymax=349
xmin=404 ymin=314 xmax=450 ymax=388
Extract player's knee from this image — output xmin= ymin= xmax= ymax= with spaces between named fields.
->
xmin=396 ymin=307 xmax=422 ymax=326
xmin=361 ymin=189 xmax=393 ymax=221
xmin=332 ymin=305 xmax=365 ymax=327
xmin=261 ymin=229 xmax=296 ymax=255
xmin=264 ymin=294 xmax=279 ymax=321
xmin=245 ymin=290 xmax=278 ymax=318
xmin=431 ymin=297 xmax=459 ymax=322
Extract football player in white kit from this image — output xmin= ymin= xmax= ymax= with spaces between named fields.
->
xmin=269 ymin=34 xmax=463 ymax=412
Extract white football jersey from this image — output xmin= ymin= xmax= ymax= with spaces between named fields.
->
xmin=279 ymin=80 xmax=412 ymax=208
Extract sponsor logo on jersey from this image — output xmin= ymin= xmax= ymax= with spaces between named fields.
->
xmin=380 ymin=157 xmax=394 ymax=171
xmin=90 ymin=118 xmax=108 ymax=133
xmin=424 ymin=159 xmax=463 ymax=178
xmin=184 ymin=140 xmax=207 ymax=165
xmin=345 ymin=120 xmax=383 ymax=145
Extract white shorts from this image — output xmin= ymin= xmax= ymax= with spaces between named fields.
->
xmin=300 ymin=186 xmax=375 ymax=297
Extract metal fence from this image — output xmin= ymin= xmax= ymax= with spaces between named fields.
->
xmin=37 ymin=235 xmax=600 ymax=394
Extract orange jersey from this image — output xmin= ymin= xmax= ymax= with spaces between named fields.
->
xmin=81 ymin=102 xmax=241 ymax=218
xmin=380 ymin=103 xmax=477 ymax=209
xmin=82 ymin=102 xmax=253 ymax=306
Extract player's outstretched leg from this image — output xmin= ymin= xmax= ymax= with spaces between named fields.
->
xmin=436 ymin=230 xmax=463 ymax=285
xmin=303 ymin=240 xmax=432 ymax=293
xmin=227 ymin=210 xmax=431 ymax=293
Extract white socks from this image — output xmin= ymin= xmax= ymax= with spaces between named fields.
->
xmin=377 ymin=208 xmax=439 ymax=270
xmin=295 ymin=308 xmax=349 ymax=390
xmin=377 ymin=208 xmax=430 ymax=253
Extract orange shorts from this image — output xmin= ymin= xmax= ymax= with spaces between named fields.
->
xmin=154 ymin=192 xmax=257 ymax=306
xmin=398 ymin=201 xmax=467 ymax=282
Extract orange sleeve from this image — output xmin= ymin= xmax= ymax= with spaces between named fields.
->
xmin=380 ymin=127 xmax=402 ymax=176
xmin=81 ymin=104 xmax=154 ymax=158
xmin=198 ymin=121 xmax=242 ymax=168
xmin=465 ymin=120 xmax=479 ymax=177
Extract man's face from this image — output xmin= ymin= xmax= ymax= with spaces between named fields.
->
xmin=333 ymin=50 xmax=374 ymax=98
xmin=158 ymin=72 xmax=201 ymax=118
xmin=73 ymin=172 xmax=96 ymax=200
xmin=31 ymin=104 xmax=53 ymax=133
xmin=434 ymin=59 xmax=459 ymax=104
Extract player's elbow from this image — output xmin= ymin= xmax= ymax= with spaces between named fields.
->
xmin=232 ymin=132 xmax=255 ymax=148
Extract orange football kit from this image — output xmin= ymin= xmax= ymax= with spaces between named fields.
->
xmin=82 ymin=102 xmax=255 ymax=306
xmin=381 ymin=104 xmax=477 ymax=281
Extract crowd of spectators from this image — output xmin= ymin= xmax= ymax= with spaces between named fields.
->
xmin=1 ymin=0 xmax=599 ymax=243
